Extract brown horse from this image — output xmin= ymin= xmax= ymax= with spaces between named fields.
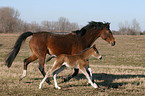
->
xmin=6 ymin=21 xmax=115 ymax=84
xmin=39 ymin=45 xmax=102 ymax=89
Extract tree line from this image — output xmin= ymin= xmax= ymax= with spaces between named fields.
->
xmin=0 ymin=7 xmax=144 ymax=35
xmin=0 ymin=7 xmax=79 ymax=33
xmin=113 ymin=19 xmax=145 ymax=35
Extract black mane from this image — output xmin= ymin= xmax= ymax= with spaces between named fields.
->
xmin=72 ymin=21 xmax=110 ymax=36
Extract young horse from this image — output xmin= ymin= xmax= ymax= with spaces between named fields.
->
xmin=39 ymin=45 xmax=102 ymax=89
xmin=6 ymin=21 xmax=115 ymax=83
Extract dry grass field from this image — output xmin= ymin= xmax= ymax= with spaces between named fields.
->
xmin=0 ymin=34 xmax=145 ymax=96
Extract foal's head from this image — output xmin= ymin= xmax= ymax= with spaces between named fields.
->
xmin=91 ymin=45 xmax=102 ymax=60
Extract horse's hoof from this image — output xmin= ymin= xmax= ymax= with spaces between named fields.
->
xmin=93 ymin=83 xmax=98 ymax=88
xmin=63 ymin=77 xmax=70 ymax=82
xmin=19 ymin=76 xmax=25 ymax=81
xmin=46 ymin=78 xmax=52 ymax=84
xmin=55 ymin=86 xmax=61 ymax=89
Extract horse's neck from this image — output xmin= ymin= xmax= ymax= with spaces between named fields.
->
xmin=82 ymin=29 xmax=101 ymax=47
xmin=80 ymin=48 xmax=93 ymax=59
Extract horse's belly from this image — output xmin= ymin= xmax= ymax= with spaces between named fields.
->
xmin=62 ymin=62 xmax=79 ymax=68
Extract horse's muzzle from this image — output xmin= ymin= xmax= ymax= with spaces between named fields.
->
xmin=111 ymin=41 xmax=116 ymax=46
xmin=98 ymin=55 xmax=102 ymax=60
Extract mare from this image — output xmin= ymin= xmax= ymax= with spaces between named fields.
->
xmin=39 ymin=45 xmax=102 ymax=89
xmin=6 ymin=21 xmax=115 ymax=84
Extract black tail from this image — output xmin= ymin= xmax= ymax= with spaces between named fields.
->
xmin=6 ymin=32 xmax=33 ymax=68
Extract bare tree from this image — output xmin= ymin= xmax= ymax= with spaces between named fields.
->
xmin=0 ymin=7 xmax=79 ymax=33
xmin=41 ymin=17 xmax=79 ymax=32
xmin=30 ymin=21 xmax=41 ymax=32
xmin=0 ymin=7 xmax=20 ymax=33
xmin=58 ymin=17 xmax=69 ymax=32
xmin=118 ymin=19 xmax=141 ymax=35
xmin=131 ymin=19 xmax=141 ymax=35
xmin=41 ymin=21 xmax=59 ymax=32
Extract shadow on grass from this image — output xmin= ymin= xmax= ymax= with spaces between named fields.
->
xmin=28 ymin=73 xmax=145 ymax=89
xmin=74 ymin=73 xmax=145 ymax=88
xmin=30 ymin=78 xmax=43 ymax=80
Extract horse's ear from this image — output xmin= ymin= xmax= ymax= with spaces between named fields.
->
xmin=106 ymin=22 xmax=110 ymax=29
xmin=107 ymin=23 xmax=110 ymax=26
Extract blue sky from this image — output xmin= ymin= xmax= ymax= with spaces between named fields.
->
xmin=1 ymin=0 xmax=145 ymax=31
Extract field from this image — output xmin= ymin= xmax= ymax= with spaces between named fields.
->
xmin=0 ymin=34 xmax=145 ymax=96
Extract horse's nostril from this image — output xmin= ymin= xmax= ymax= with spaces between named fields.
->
xmin=114 ymin=41 xmax=116 ymax=45
xmin=98 ymin=56 xmax=102 ymax=60
xmin=111 ymin=41 xmax=116 ymax=46
xmin=99 ymin=56 xmax=102 ymax=60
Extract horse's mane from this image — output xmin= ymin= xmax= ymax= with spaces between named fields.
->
xmin=72 ymin=21 xmax=110 ymax=36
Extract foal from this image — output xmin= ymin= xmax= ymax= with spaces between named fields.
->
xmin=39 ymin=45 xmax=102 ymax=89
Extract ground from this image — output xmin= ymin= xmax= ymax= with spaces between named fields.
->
xmin=0 ymin=34 xmax=145 ymax=96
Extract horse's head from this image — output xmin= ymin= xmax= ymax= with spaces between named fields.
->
xmin=92 ymin=45 xmax=102 ymax=60
xmin=72 ymin=21 xmax=116 ymax=46
xmin=100 ymin=23 xmax=116 ymax=46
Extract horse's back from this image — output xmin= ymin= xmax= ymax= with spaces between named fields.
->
xmin=29 ymin=31 xmax=84 ymax=56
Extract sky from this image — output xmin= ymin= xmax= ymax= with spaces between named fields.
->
xmin=1 ymin=0 xmax=145 ymax=31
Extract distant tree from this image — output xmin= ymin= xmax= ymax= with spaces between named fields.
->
xmin=41 ymin=21 xmax=58 ymax=31
xmin=143 ymin=31 xmax=145 ymax=35
xmin=41 ymin=17 xmax=79 ymax=32
xmin=131 ymin=19 xmax=141 ymax=35
xmin=112 ymin=30 xmax=119 ymax=35
xmin=58 ymin=17 xmax=79 ymax=32
xmin=58 ymin=17 xmax=69 ymax=32
xmin=0 ymin=7 xmax=20 ymax=33
xmin=118 ymin=19 xmax=141 ymax=35
xmin=30 ymin=21 xmax=41 ymax=32
xmin=0 ymin=7 xmax=79 ymax=33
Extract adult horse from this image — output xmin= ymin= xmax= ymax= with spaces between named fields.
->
xmin=6 ymin=21 xmax=115 ymax=83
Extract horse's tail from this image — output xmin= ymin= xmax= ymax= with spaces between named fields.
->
xmin=6 ymin=32 xmax=33 ymax=68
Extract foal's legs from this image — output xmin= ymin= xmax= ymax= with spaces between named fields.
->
xmin=39 ymin=61 xmax=66 ymax=89
xmin=64 ymin=60 xmax=89 ymax=82
xmin=64 ymin=68 xmax=79 ymax=82
xmin=46 ymin=55 xmax=57 ymax=62
xmin=87 ymin=68 xmax=94 ymax=83
xmin=80 ymin=67 xmax=98 ymax=88
xmin=53 ymin=65 xmax=66 ymax=89
xmin=19 ymin=54 xmax=37 ymax=81
xmin=38 ymin=56 xmax=52 ymax=84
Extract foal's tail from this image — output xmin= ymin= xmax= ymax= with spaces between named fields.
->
xmin=6 ymin=32 xmax=33 ymax=68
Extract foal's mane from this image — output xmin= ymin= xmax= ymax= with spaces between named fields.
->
xmin=77 ymin=45 xmax=96 ymax=54
xmin=72 ymin=21 xmax=110 ymax=36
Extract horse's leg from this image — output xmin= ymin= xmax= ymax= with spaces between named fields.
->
xmin=19 ymin=54 xmax=37 ymax=81
xmin=39 ymin=60 xmax=66 ymax=89
xmin=80 ymin=67 xmax=98 ymax=88
xmin=63 ymin=60 xmax=89 ymax=82
xmin=46 ymin=55 xmax=57 ymax=62
xmin=38 ymin=56 xmax=51 ymax=84
xmin=64 ymin=68 xmax=79 ymax=82
xmin=53 ymin=65 xmax=66 ymax=89
xmin=39 ymin=66 xmax=54 ymax=89
xmin=38 ymin=58 xmax=45 ymax=76
xmin=85 ymin=66 xmax=95 ymax=84
xmin=87 ymin=68 xmax=94 ymax=84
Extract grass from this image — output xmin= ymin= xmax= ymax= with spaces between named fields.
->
xmin=0 ymin=34 xmax=145 ymax=96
